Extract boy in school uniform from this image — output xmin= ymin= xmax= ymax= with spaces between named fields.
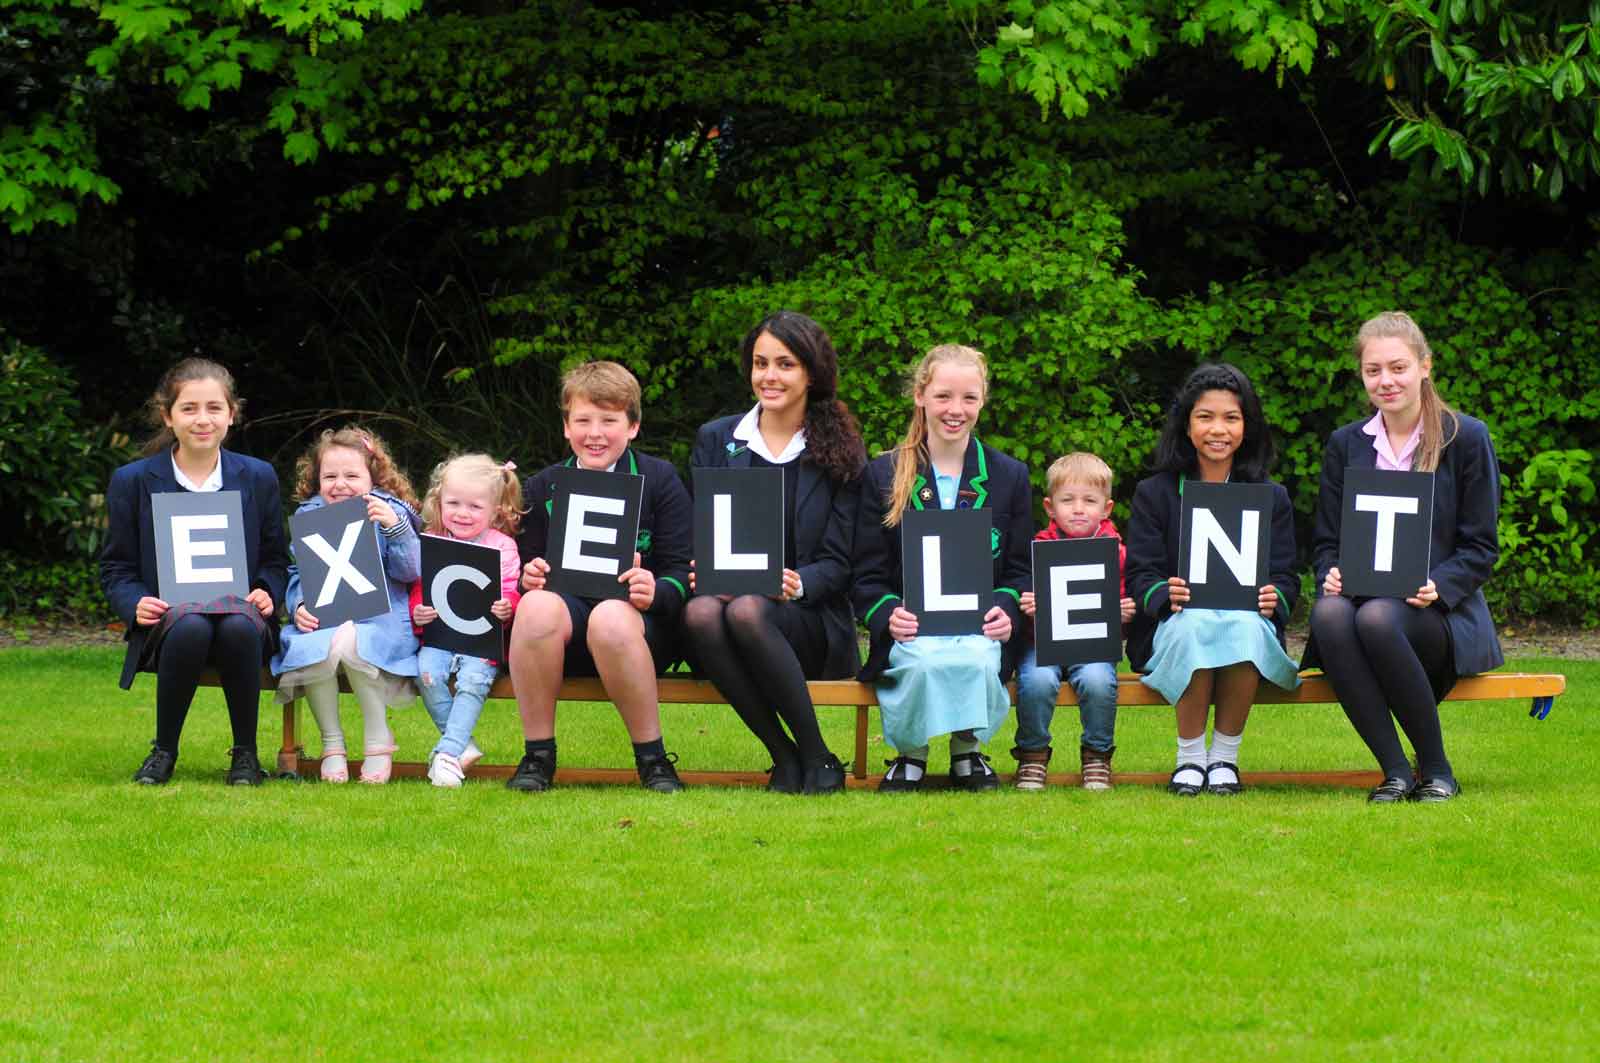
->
xmin=1015 ymin=453 xmax=1136 ymax=790
xmin=505 ymin=361 xmax=693 ymax=793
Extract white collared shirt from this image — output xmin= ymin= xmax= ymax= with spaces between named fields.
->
xmin=171 ymin=450 xmax=223 ymax=492
xmin=1362 ymin=411 xmax=1422 ymax=471
xmin=733 ymin=404 xmax=807 ymax=464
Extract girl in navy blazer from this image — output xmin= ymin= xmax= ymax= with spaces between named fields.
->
xmin=682 ymin=312 xmax=866 ymax=795
xmin=850 ymin=345 xmax=1033 ymax=792
xmin=1125 ymin=363 xmax=1300 ymax=796
xmin=100 ymin=358 xmax=288 ymax=786
xmin=1305 ymin=312 xmax=1502 ymax=803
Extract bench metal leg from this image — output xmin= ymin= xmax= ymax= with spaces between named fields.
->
xmin=1530 ymin=696 xmax=1555 ymax=721
xmin=854 ymin=705 xmax=869 ymax=779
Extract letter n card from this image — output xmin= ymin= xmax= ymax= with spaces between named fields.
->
xmin=901 ymin=508 xmax=991 ymax=637
xmin=420 ymin=534 xmax=503 ymax=659
xmin=545 ymin=466 xmax=644 ymax=600
xmin=290 ymin=497 xmax=389 ymax=627
xmin=1339 ymin=468 xmax=1434 ymax=598
xmin=692 ymin=467 xmax=784 ymax=597
xmin=1032 ymin=537 xmax=1122 ymax=668
xmin=153 ymin=491 xmax=249 ymax=604
xmin=1178 ymin=481 xmax=1274 ymax=611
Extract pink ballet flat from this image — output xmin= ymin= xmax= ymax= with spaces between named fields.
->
xmin=360 ymin=734 xmax=398 ymax=785
xmin=320 ymin=750 xmax=349 ymax=784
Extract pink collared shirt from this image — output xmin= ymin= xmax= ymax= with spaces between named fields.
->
xmin=1362 ymin=411 xmax=1421 ymax=471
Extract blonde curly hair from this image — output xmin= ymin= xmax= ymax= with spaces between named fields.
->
xmin=420 ymin=453 xmax=524 ymax=536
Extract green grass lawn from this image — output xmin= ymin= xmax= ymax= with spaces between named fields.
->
xmin=0 ymin=647 xmax=1594 ymax=1061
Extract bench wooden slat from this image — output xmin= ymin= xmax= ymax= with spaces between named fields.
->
xmin=243 ymin=668 xmax=1566 ymax=787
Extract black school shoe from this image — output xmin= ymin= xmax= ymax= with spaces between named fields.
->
xmin=877 ymin=756 xmax=927 ymax=793
xmin=1167 ymin=763 xmax=1206 ymax=797
xmin=1367 ymin=776 xmax=1415 ymax=803
xmin=765 ymin=758 xmax=805 ymax=794
xmin=949 ymin=751 xmax=999 ymax=792
xmin=506 ymin=751 xmax=557 ymax=792
xmin=132 ymin=743 xmax=176 ymax=785
xmin=1408 ymin=776 xmax=1461 ymax=803
xmin=637 ymin=752 xmax=685 ymax=793
xmin=227 ymin=747 xmax=267 ymax=787
xmin=802 ymin=752 xmax=847 ymax=795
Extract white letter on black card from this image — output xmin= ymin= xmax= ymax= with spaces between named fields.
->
xmin=1188 ymin=508 xmax=1258 ymax=586
xmin=714 ymin=494 xmax=766 ymax=571
xmin=1050 ymin=564 xmax=1107 ymax=640
xmin=1355 ymin=494 xmax=1418 ymax=573
xmin=432 ymin=564 xmax=492 ymax=635
xmin=304 ymin=521 xmax=378 ymax=607
xmin=922 ymin=536 xmax=978 ymax=612
xmin=565 ymin=495 xmax=624 ymax=575
xmin=172 ymin=513 xmax=235 ymax=586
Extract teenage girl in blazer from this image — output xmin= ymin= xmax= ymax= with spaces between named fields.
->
xmin=1125 ymin=362 xmax=1299 ymax=796
xmin=101 ymin=358 xmax=288 ymax=786
xmin=850 ymin=344 xmax=1033 ymax=792
xmin=1305 ymin=312 xmax=1502 ymax=803
xmin=683 ymin=312 xmax=866 ymax=795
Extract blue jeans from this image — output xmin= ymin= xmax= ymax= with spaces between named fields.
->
xmin=1014 ymin=645 xmax=1118 ymax=753
xmin=416 ymin=646 xmax=496 ymax=758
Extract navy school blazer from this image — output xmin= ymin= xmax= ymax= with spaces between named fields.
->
xmin=849 ymin=437 xmax=1033 ymax=683
xmin=1302 ymin=413 xmax=1503 ymax=683
xmin=516 ymin=448 xmax=693 ymax=619
xmin=99 ymin=449 xmax=290 ymax=689
xmin=1124 ymin=470 xmax=1299 ymax=673
xmin=688 ymin=413 xmax=862 ymax=679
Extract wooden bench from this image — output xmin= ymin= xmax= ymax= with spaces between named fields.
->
xmin=267 ymin=670 xmax=1566 ymax=789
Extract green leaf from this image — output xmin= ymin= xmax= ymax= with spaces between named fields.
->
xmin=284 ymin=131 xmax=320 ymax=164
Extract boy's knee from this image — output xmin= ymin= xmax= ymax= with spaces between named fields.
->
xmin=586 ymin=601 xmax=642 ymax=654
xmin=511 ymin=592 xmax=568 ymax=645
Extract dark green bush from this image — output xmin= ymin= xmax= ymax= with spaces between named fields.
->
xmin=0 ymin=552 xmax=113 ymax=623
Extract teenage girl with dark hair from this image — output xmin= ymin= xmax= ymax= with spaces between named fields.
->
xmin=101 ymin=358 xmax=289 ymax=785
xmin=683 ymin=311 xmax=867 ymax=794
xmin=1305 ymin=312 xmax=1501 ymax=803
xmin=1125 ymin=362 xmax=1300 ymax=796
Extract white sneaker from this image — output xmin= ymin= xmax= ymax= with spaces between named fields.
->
xmin=459 ymin=741 xmax=483 ymax=774
xmin=428 ymin=752 xmax=465 ymax=788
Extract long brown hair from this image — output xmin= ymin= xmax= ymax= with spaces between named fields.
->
xmin=883 ymin=344 xmax=989 ymax=527
xmin=292 ymin=426 xmax=418 ymax=508
xmin=142 ymin=357 xmax=242 ymax=455
xmin=1353 ymin=311 xmax=1458 ymax=473
xmin=739 ymin=311 xmax=866 ymax=482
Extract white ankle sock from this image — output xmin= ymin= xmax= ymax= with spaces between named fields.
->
xmin=894 ymin=746 xmax=929 ymax=780
xmin=1208 ymin=729 xmax=1242 ymax=786
xmin=1174 ymin=735 xmax=1206 ymax=787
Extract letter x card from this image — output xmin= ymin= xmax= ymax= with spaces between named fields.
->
xmin=289 ymin=497 xmax=389 ymax=627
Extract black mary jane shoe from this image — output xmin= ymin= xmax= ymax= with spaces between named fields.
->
xmin=1204 ymin=761 xmax=1243 ymax=796
xmin=877 ymin=756 xmax=927 ymax=793
xmin=1408 ymin=776 xmax=1461 ymax=803
xmin=1367 ymin=776 xmax=1415 ymax=803
xmin=765 ymin=758 xmax=805 ymax=794
xmin=1166 ymin=763 xmax=1207 ymax=797
xmin=801 ymin=753 xmax=847 ymax=795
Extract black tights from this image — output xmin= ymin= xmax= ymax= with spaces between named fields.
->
xmin=1310 ymin=596 xmax=1454 ymax=782
xmin=682 ymin=595 xmax=828 ymax=770
xmin=155 ymin=612 xmax=263 ymax=755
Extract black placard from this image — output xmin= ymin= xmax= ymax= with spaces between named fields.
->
xmin=420 ymin=534 xmax=504 ymax=659
xmin=692 ymin=467 xmax=785 ymax=597
xmin=901 ymin=508 xmax=991 ymax=636
xmin=1338 ymin=468 xmax=1434 ymax=598
xmin=1032 ymin=537 xmax=1122 ymax=668
xmin=1177 ymin=481 xmax=1274 ymax=611
xmin=289 ymin=497 xmax=390 ymax=627
xmin=152 ymin=490 xmax=249 ymax=604
xmin=545 ymin=466 xmax=645 ymax=601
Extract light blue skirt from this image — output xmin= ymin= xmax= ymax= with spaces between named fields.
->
xmin=1140 ymin=608 xmax=1301 ymax=704
xmin=877 ymin=635 xmax=1010 ymax=752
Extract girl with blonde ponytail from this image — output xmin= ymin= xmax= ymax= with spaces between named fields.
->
xmin=1305 ymin=312 xmax=1504 ymax=803
xmin=849 ymin=345 xmax=1033 ymax=792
